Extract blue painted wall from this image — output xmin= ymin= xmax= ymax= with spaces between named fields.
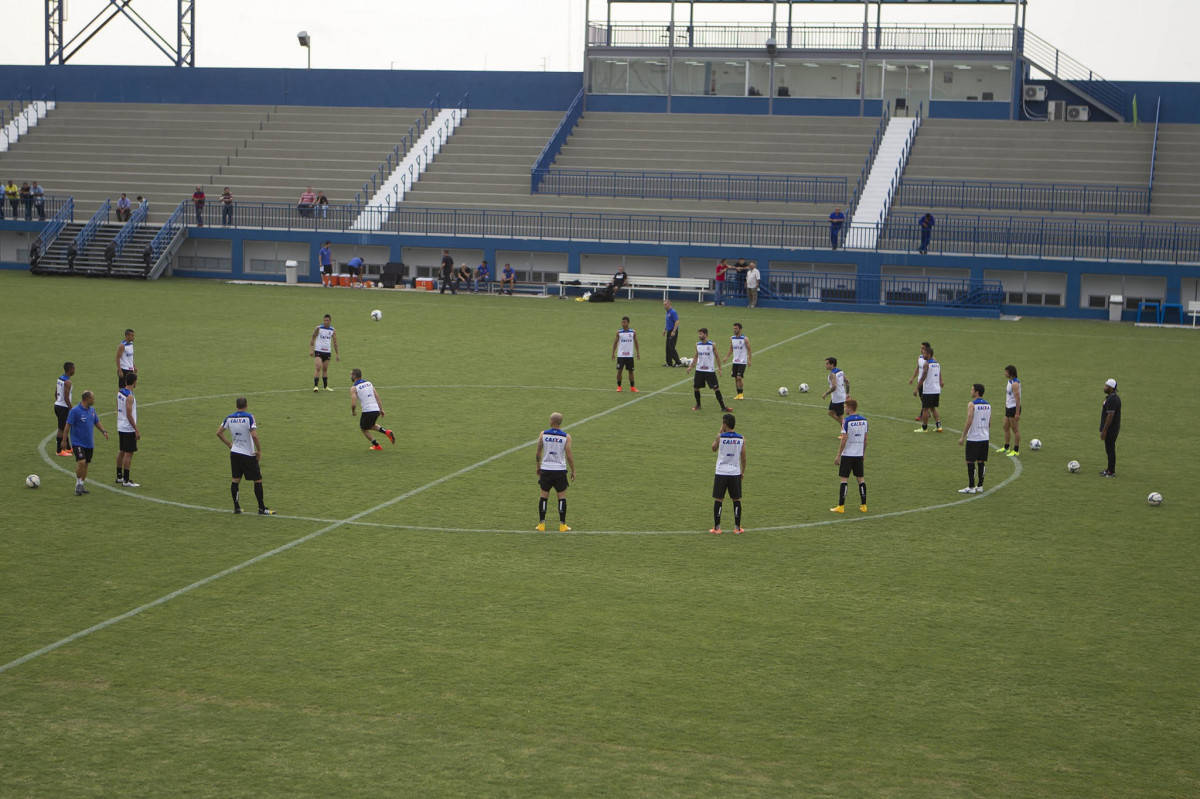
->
xmin=0 ymin=65 xmax=582 ymax=110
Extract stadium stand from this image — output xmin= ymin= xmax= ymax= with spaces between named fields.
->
xmin=1146 ymin=124 xmax=1200 ymax=220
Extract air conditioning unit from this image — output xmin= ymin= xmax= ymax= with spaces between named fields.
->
xmin=1067 ymin=105 xmax=1090 ymax=122
xmin=1047 ymin=100 xmax=1067 ymax=121
xmin=1023 ymin=85 xmax=1046 ymax=101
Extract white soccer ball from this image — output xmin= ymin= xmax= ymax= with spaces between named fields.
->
xmin=370 ymin=309 xmax=383 ymax=321
xmin=26 ymin=474 xmax=40 ymax=488
xmin=1147 ymin=492 xmax=1163 ymax=506
xmin=1029 ymin=438 xmax=1042 ymax=450
xmin=1067 ymin=460 xmax=1080 ymax=473
xmin=778 ymin=386 xmax=789 ymax=397
xmin=680 ymin=357 xmax=693 ymax=367
xmin=799 ymin=383 xmax=810 ymax=393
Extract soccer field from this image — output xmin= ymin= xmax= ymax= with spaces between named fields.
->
xmin=2 ymin=271 xmax=1196 ymax=797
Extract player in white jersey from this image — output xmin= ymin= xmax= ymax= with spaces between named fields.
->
xmin=309 ymin=314 xmax=340 ymax=392
xmin=115 ymin=372 xmax=141 ymax=487
xmin=709 ymin=413 xmax=746 ymax=534
xmin=349 ymin=368 xmax=395 ymax=450
xmin=724 ymin=323 xmax=753 ymax=400
xmin=909 ymin=341 xmax=931 ymax=421
xmin=822 ymin=357 xmax=850 ymax=427
xmin=54 ymin=361 xmax=75 ymax=456
xmin=535 ymin=412 xmax=575 ymax=532
xmin=958 ymin=383 xmax=992 ymax=493
xmin=611 ymin=316 xmax=640 ymax=392
xmin=831 ymin=397 xmax=869 ymax=513
xmin=685 ymin=328 xmax=731 ymax=412
xmin=915 ymin=346 xmax=944 ymax=433
xmin=998 ymin=364 xmax=1022 ymax=456
xmin=115 ymin=328 xmax=136 ymax=388
xmin=216 ymin=396 xmax=275 ymax=515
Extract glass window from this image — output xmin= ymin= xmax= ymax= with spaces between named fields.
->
xmin=772 ymin=59 xmax=865 ymax=99
xmin=589 ymin=59 xmax=629 ymax=94
xmin=931 ymin=61 xmax=1012 ymax=102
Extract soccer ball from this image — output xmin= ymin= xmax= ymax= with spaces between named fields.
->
xmin=799 ymin=383 xmax=810 ymax=393
xmin=370 ymin=309 xmax=383 ymax=321
xmin=778 ymin=387 xmax=789 ymax=397
xmin=1067 ymin=460 xmax=1080 ymax=473
xmin=680 ymin=357 xmax=693 ymax=367
xmin=26 ymin=474 xmax=40 ymax=488
xmin=1147 ymin=492 xmax=1163 ymax=506
xmin=1030 ymin=438 xmax=1042 ymax=450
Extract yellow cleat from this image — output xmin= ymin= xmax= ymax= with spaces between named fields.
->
xmin=859 ymin=504 xmax=868 ymax=513
xmin=559 ymin=523 xmax=571 ymax=532
xmin=535 ymin=522 xmax=545 ymax=532
xmin=735 ymin=393 xmax=744 ymax=400
xmin=830 ymin=506 xmax=845 ymax=514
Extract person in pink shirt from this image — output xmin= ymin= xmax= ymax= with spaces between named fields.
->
xmin=298 ymin=186 xmax=317 ymax=218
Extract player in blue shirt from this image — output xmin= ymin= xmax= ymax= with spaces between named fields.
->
xmin=829 ymin=206 xmax=846 ymax=250
xmin=319 ymin=241 xmax=333 ymax=287
xmin=663 ymin=300 xmax=682 ymax=367
xmin=65 ymin=390 xmax=110 ymax=495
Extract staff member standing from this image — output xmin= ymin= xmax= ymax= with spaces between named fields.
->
xmin=66 ymin=391 xmax=109 ymax=496
xmin=1099 ymin=378 xmax=1121 ymax=477
xmin=663 ymin=299 xmax=682 ymax=367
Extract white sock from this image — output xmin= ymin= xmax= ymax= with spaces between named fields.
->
xmin=76 ymin=478 xmax=84 ymax=486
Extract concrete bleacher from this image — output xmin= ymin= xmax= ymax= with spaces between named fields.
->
xmin=1145 ymin=124 xmax=1200 ymax=220
xmin=895 ymin=118 xmax=1154 ymax=218
xmin=0 ymin=102 xmax=425 ymax=224
xmin=400 ymin=111 xmax=877 ymax=221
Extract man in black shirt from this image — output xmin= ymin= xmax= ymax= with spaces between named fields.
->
xmin=1099 ymin=378 xmax=1121 ymax=477
xmin=439 ymin=249 xmax=456 ymax=295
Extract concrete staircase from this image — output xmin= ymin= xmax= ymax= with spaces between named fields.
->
xmin=1147 ymin=124 xmax=1200 ymax=221
xmin=34 ymin=222 xmax=160 ymax=277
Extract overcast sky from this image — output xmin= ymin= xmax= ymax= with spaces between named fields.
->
xmin=0 ymin=0 xmax=1195 ymax=82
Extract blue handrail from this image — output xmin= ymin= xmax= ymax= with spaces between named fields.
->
xmin=894 ymin=177 xmax=1149 ymax=215
xmin=35 ymin=196 xmax=74 ymax=253
xmin=111 ymin=201 xmax=148 ymax=257
xmin=531 ymin=87 xmax=585 ymax=193
xmin=146 ymin=201 xmax=186 ymax=268
xmin=73 ymin=199 xmax=111 ymax=253
xmin=1148 ymin=96 xmax=1162 ymax=213
xmin=534 ymin=168 xmax=847 ymax=204
xmin=353 ymin=93 xmax=443 ymax=208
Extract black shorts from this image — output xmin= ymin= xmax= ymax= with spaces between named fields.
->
xmin=359 ymin=410 xmax=380 ymax=430
xmin=616 ymin=356 xmax=635 ymax=371
xmin=917 ymin=387 xmax=924 ymax=399
xmin=73 ymin=446 xmax=94 ymax=463
xmin=322 ymin=263 xmax=333 ymax=275
xmin=731 ymin=363 xmax=747 ymax=378
xmin=921 ymin=393 xmax=941 ymax=409
xmin=712 ymin=473 xmax=743 ymax=500
xmin=693 ymin=371 xmax=719 ymax=390
xmin=55 ymin=404 xmax=70 ymax=429
xmin=118 ymin=431 xmax=138 ymax=453
xmin=838 ymin=455 xmax=865 ymax=479
xmin=1005 ymin=406 xmax=1020 ymax=418
xmin=965 ymin=440 xmax=990 ymax=462
xmin=314 ymin=350 xmax=332 ymax=362
xmin=538 ymin=469 xmax=569 ymax=493
xmin=231 ymin=452 xmax=262 ymax=481
xmin=828 ymin=401 xmax=845 ymax=415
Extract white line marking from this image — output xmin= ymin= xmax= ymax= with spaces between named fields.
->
xmin=10 ymin=323 xmax=1015 ymax=673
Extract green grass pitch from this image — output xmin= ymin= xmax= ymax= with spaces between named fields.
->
xmin=1 ymin=271 xmax=1197 ymax=797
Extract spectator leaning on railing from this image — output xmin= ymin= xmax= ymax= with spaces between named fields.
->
xmin=4 ymin=179 xmax=19 ymax=217
xmin=221 ymin=187 xmax=234 ymax=225
xmin=316 ymin=190 xmax=329 ymax=219
xmin=192 ymin=186 xmax=206 ymax=226
xmin=19 ymin=182 xmax=32 ymax=220
xmin=31 ymin=182 xmax=45 ymax=220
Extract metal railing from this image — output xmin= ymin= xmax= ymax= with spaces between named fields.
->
xmin=1148 ymin=96 xmax=1162 ymax=208
xmin=878 ymin=212 xmax=1200 ymax=264
xmin=353 ymin=93 xmax=443 ymax=208
xmin=849 ymin=104 xmax=890 ymax=218
xmin=533 ymin=168 xmax=847 ymax=204
xmin=723 ymin=269 xmax=1003 ymax=311
xmin=111 ymin=201 xmax=148 ymax=257
xmin=180 ymin=200 xmax=1200 ymax=266
xmin=894 ymin=178 xmax=1149 ymax=215
xmin=73 ymin=199 xmax=111 ymax=253
xmin=1020 ymin=30 xmax=1124 ymax=113
xmin=0 ymin=193 xmax=69 ymax=222
xmin=531 ymin=87 xmax=585 ymax=193
xmin=148 ymin=201 xmax=186 ymax=264
xmin=591 ymin=22 xmax=1016 ymax=53
xmin=35 ymin=196 xmax=74 ymax=253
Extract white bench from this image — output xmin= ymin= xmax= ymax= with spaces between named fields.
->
xmin=558 ymin=273 xmax=710 ymax=301
xmin=1189 ymin=300 xmax=1200 ymax=327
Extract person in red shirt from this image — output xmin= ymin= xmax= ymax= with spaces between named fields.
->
xmin=715 ymin=258 xmax=729 ymax=306
xmin=191 ymin=186 xmax=205 ymax=226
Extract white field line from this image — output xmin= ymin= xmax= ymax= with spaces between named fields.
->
xmin=7 ymin=322 xmax=1014 ymax=674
